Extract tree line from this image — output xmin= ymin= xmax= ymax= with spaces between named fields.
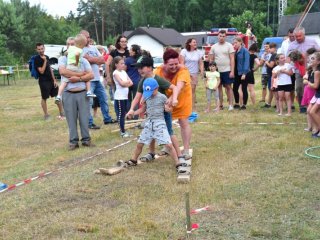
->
xmin=0 ymin=0 xmax=318 ymax=65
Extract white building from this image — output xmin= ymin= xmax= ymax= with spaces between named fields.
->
xmin=124 ymin=27 xmax=185 ymax=57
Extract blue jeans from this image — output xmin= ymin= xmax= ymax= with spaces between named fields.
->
xmin=89 ymin=81 xmax=112 ymax=126
xmin=164 ymin=111 xmax=174 ymax=135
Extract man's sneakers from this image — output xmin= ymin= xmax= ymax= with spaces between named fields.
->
xmin=104 ymin=119 xmax=117 ymax=125
xmin=86 ymin=91 xmax=96 ymax=98
xmin=89 ymin=124 xmax=100 ymax=130
xmin=121 ymin=132 xmax=132 ymax=138
xmin=69 ymin=143 xmax=79 ymax=151
xmin=261 ymin=103 xmax=271 ymax=108
xmin=82 ymin=141 xmax=95 ymax=147
xmin=69 ymin=142 xmax=95 ymax=150
xmin=228 ymin=105 xmax=234 ymax=111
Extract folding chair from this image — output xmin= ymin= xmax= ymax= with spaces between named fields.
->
xmin=7 ymin=66 xmax=16 ymax=85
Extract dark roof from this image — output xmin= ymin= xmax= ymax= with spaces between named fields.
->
xmin=123 ymin=30 xmax=132 ymax=37
xmin=181 ymin=34 xmax=207 ymax=47
xmin=277 ymin=12 xmax=320 ymax=36
xmin=126 ymin=27 xmax=185 ymax=46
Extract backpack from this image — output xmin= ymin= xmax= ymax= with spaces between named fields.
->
xmin=28 ymin=55 xmax=39 ymax=79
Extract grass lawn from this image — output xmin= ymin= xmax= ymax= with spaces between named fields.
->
xmin=0 ymin=76 xmax=319 ymax=239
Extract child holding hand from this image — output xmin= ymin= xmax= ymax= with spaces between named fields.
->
xmin=204 ymin=62 xmax=220 ymax=113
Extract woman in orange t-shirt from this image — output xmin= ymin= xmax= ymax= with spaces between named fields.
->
xmin=154 ymin=48 xmax=192 ymax=159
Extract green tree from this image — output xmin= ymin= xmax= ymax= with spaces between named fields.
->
xmin=0 ymin=0 xmax=24 ymax=63
xmin=230 ymin=10 xmax=273 ymax=43
xmin=76 ymin=0 xmax=132 ymax=44
xmin=285 ymin=0 xmax=320 ymax=15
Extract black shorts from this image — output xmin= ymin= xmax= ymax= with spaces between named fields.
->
xmin=291 ymin=74 xmax=296 ymax=90
xmin=39 ymin=80 xmax=58 ymax=99
xmin=92 ymin=97 xmax=100 ymax=108
xmin=277 ymin=84 xmax=293 ymax=92
xmin=220 ymin=71 xmax=234 ymax=85
xmin=246 ymin=72 xmax=255 ymax=84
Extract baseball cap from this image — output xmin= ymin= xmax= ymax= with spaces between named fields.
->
xmin=143 ymin=78 xmax=159 ymax=100
xmin=132 ymin=56 xmax=154 ymax=68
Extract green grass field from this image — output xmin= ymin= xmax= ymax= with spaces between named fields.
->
xmin=0 ymin=77 xmax=319 ymax=239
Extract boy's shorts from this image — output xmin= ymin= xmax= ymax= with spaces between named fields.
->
xmin=261 ymin=74 xmax=268 ymax=89
xmin=138 ymin=119 xmax=171 ymax=145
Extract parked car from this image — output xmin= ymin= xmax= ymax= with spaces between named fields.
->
xmin=45 ymin=44 xmax=65 ymax=80
xmin=258 ymin=37 xmax=284 ymax=57
xmin=153 ymin=56 xmax=163 ymax=68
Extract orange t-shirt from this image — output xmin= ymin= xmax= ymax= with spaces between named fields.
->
xmin=154 ymin=66 xmax=192 ymax=119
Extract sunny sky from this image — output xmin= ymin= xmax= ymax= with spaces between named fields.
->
xmin=26 ymin=0 xmax=80 ymax=17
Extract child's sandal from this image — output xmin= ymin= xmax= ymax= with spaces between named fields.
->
xmin=124 ymin=159 xmax=138 ymax=167
xmin=158 ymin=147 xmax=170 ymax=156
xmin=176 ymin=163 xmax=190 ymax=174
xmin=140 ymin=153 xmax=155 ymax=162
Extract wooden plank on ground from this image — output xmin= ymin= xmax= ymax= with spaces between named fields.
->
xmin=177 ymin=148 xmax=193 ymax=183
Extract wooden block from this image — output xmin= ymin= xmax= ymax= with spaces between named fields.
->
xmin=99 ymin=166 xmax=124 ymax=175
xmin=177 ymin=148 xmax=193 ymax=183
xmin=177 ymin=172 xmax=191 ymax=183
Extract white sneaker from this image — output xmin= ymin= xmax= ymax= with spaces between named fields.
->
xmin=86 ymin=91 xmax=96 ymax=98
xmin=228 ymin=105 xmax=234 ymax=111
xmin=121 ymin=132 xmax=132 ymax=138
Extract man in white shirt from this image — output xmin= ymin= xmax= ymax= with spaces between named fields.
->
xmin=209 ymin=30 xmax=235 ymax=111
xmin=278 ymin=28 xmax=295 ymax=57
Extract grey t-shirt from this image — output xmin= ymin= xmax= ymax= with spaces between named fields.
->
xmin=82 ymin=45 xmax=101 ymax=81
xmin=287 ymin=37 xmax=320 ymax=55
xmin=145 ymin=92 xmax=167 ymax=121
xmin=58 ymin=56 xmax=92 ymax=91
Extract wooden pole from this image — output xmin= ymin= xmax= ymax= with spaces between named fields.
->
xmin=16 ymin=64 xmax=20 ymax=81
xmin=185 ymin=192 xmax=192 ymax=235
xmin=110 ymin=122 xmax=140 ymax=133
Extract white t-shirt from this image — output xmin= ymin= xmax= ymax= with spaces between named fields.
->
xmin=273 ymin=63 xmax=293 ymax=86
xmin=113 ymin=69 xmax=129 ymax=100
xmin=209 ymin=42 xmax=235 ymax=72
xmin=180 ymin=49 xmax=204 ymax=74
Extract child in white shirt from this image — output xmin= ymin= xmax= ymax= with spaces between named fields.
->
xmin=112 ymin=56 xmax=133 ymax=137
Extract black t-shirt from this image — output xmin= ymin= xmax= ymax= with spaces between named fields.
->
xmin=110 ymin=49 xmax=130 ymax=59
xmin=267 ymin=53 xmax=277 ymax=76
xmin=137 ymin=75 xmax=171 ymax=95
xmin=250 ymin=53 xmax=257 ymax=70
xmin=34 ymin=55 xmax=53 ymax=82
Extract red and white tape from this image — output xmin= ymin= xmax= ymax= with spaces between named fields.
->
xmin=190 ymin=206 xmax=211 ymax=214
xmin=198 ymin=122 xmax=303 ymax=125
xmin=186 ymin=223 xmax=199 ymax=234
xmin=0 ymin=138 xmax=137 ymax=194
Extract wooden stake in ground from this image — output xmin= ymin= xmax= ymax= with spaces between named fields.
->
xmin=185 ymin=192 xmax=192 ymax=236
